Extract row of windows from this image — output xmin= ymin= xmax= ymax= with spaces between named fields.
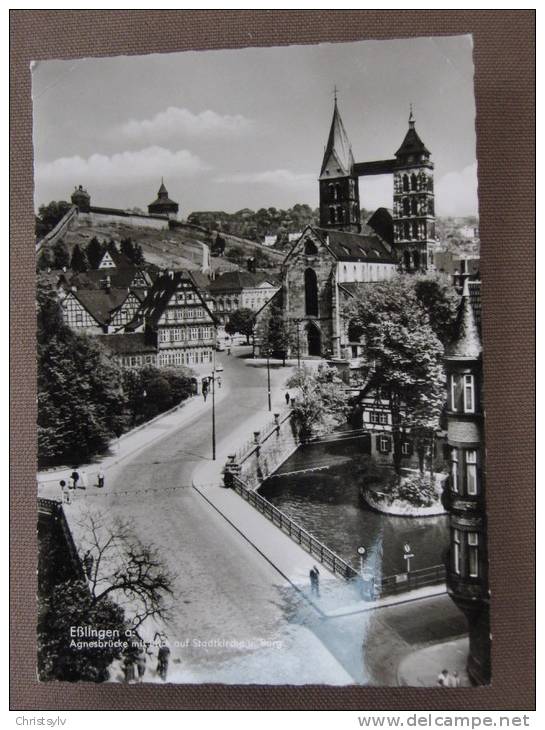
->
xmin=369 ymin=411 xmax=389 ymax=425
xmin=328 ymin=204 xmax=359 ymax=225
xmin=163 ymin=307 xmax=209 ymax=322
xmin=120 ymin=354 xmax=156 ymax=367
xmin=450 ymin=448 xmax=479 ymax=496
xmin=376 ymin=434 xmax=412 ymax=456
xmin=158 ymin=326 xmax=214 ymax=343
xmin=339 ymin=262 xmax=396 ymax=284
xmin=450 ymin=374 xmax=476 ymax=414
xmin=452 ymin=529 xmax=480 ymax=578
xmin=397 ymin=172 xmax=434 ymax=193
xmin=159 ymin=348 xmax=212 ymax=366
xmin=395 ymin=220 xmax=428 ymax=241
xmin=397 ymin=197 xmax=434 ymax=217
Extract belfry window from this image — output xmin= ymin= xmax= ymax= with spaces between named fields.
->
xmin=304 ymin=239 xmax=318 ymax=255
xmin=304 ymin=268 xmax=319 ymax=316
xmin=403 ymin=198 xmax=411 ymax=216
xmin=402 ymin=174 xmax=409 ymax=192
xmin=411 ymin=198 xmax=418 ymax=215
xmin=411 ymin=173 xmax=418 ymax=191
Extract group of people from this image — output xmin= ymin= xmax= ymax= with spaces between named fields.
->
xmin=59 ymin=469 xmax=105 ymax=502
xmin=121 ymin=643 xmax=171 ymax=683
xmin=437 ymin=668 xmax=462 ymax=687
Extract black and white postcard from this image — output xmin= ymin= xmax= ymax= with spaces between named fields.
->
xmin=34 ymin=34 xmax=489 ymax=687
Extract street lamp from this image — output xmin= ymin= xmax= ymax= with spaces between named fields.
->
xmin=211 ymin=350 xmax=216 ymax=461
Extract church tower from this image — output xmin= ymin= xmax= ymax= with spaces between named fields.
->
xmin=392 ymin=109 xmax=436 ymax=271
xmin=319 ymin=97 xmax=361 ymax=233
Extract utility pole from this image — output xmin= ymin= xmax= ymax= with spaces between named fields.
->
xmin=211 ymin=350 xmax=216 ymax=461
xmin=267 ymin=352 xmax=272 ymax=411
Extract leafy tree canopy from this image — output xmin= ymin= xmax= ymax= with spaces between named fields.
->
xmin=288 ymin=364 xmax=349 ymax=442
xmin=225 ymin=308 xmax=256 ymax=343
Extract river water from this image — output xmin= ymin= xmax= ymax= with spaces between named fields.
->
xmin=258 ymin=434 xmax=448 ymax=578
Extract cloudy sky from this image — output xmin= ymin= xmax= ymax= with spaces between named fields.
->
xmin=32 ymin=35 xmax=478 ymax=217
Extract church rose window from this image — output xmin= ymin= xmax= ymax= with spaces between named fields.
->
xmin=304 ymin=268 xmax=319 ymax=316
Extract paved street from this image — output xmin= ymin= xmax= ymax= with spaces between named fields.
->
xmin=52 ymin=347 xmax=467 ymax=685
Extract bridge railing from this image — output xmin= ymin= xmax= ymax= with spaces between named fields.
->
xmin=231 ymin=475 xmax=359 ymax=581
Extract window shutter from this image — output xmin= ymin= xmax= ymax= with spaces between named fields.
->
xmin=385 ymin=437 xmax=392 ymax=453
xmin=375 ymin=435 xmax=382 ymax=451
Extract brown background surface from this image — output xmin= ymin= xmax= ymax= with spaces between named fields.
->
xmin=10 ymin=10 xmax=535 ymax=711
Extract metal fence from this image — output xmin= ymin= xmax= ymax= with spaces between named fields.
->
xmin=231 ymin=475 xmax=446 ymax=599
xmin=232 ymin=476 xmax=359 ymax=581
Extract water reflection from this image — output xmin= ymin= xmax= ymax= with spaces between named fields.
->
xmin=259 ymin=436 xmax=448 ymax=577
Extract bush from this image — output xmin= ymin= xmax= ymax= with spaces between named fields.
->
xmin=379 ymin=474 xmax=438 ymax=508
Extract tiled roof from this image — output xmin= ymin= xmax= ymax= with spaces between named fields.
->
xmin=69 ymin=288 xmax=133 ymax=326
xmin=149 ymin=197 xmax=179 ymax=209
xmin=136 ymin=270 xmax=215 ymax=329
xmin=209 ymin=270 xmax=278 ymax=293
xmin=313 ymin=227 xmax=396 ymax=263
xmin=100 ymin=332 xmax=156 ymax=355
xmin=61 ymin=267 xmax=151 ymax=291
xmin=395 ymin=114 xmax=430 ymax=158
xmin=365 ymin=208 xmax=394 ymax=247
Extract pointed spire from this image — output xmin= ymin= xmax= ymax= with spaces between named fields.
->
xmin=395 ymin=106 xmax=430 ymax=158
xmin=446 ymin=278 xmax=482 ymax=359
xmin=320 ymin=97 xmax=355 ymax=178
xmin=158 ymin=178 xmax=168 ymax=197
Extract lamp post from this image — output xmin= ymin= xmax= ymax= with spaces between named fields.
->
xmin=211 ymin=350 xmax=216 ymax=461
xmin=357 ymin=545 xmax=366 ymax=579
xmin=266 ymin=351 xmax=272 ymax=411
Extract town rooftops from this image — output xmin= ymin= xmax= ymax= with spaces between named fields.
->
xmin=60 ymin=267 xmax=151 ymax=292
xmin=313 ymin=227 xmax=396 ymax=263
xmin=209 ymin=270 xmax=278 ymax=293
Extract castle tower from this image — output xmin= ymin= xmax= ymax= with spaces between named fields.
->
xmin=392 ymin=108 xmax=436 ymax=271
xmin=443 ymin=278 xmax=490 ymax=685
xmin=319 ymin=97 xmax=361 ymax=233
xmin=71 ymin=184 xmax=91 ymax=212
xmin=148 ymin=178 xmax=179 ymax=219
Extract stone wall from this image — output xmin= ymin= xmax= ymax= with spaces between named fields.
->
xmin=36 ymin=204 xmax=79 ymax=253
xmin=79 ymin=210 xmax=170 ymax=231
xmin=225 ymin=410 xmax=299 ymax=490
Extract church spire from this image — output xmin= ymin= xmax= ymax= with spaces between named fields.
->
xmin=320 ymin=96 xmax=355 ymax=178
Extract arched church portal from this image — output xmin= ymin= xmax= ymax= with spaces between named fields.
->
xmin=306 ymin=322 xmax=321 ymax=357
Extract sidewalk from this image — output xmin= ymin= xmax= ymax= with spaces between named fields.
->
xmin=37 ymin=382 xmax=230 ymax=500
xmin=397 ymin=637 xmax=471 ymax=687
xmin=192 ymin=402 xmax=447 ymax=619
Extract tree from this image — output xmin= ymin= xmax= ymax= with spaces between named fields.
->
xmin=38 ymin=579 xmax=126 ymax=682
xmin=70 ymin=243 xmax=88 ymax=272
xmin=51 ymin=239 xmax=70 ymax=269
xmin=225 ymin=308 xmax=256 ymax=344
xmin=37 ymin=280 xmax=128 ymax=465
xmin=86 ymin=236 xmax=105 ymax=269
xmin=75 ymin=509 xmax=176 ymax=632
xmin=36 ymin=200 xmax=71 ymax=238
xmin=345 ymin=276 xmax=446 ymax=476
xmin=413 ymin=273 xmax=460 ymax=345
xmin=36 ymin=247 xmax=54 ymax=271
xmin=255 ymin=305 xmax=294 ymax=365
xmin=287 ymin=364 xmax=349 ymax=442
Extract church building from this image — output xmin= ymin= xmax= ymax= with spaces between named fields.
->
xmin=256 ymin=97 xmax=437 ymax=360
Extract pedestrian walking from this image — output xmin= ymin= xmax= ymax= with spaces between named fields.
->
xmin=217 ymin=376 xmax=222 ymax=389
xmin=309 ymin=565 xmax=320 ymax=597
xmin=157 ymin=645 xmax=170 ymax=681
xmin=136 ymin=653 xmax=147 ymax=682
xmin=61 ymin=481 xmax=71 ymax=504
xmin=97 ymin=469 xmax=105 ymax=488
xmin=451 ymin=671 xmax=461 ymax=688
xmin=123 ymin=656 xmax=136 ymax=683
xmin=70 ymin=470 xmax=80 ymax=490
xmin=79 ymin=469 xmax=88 ymax=489
xmin=285 ymin=392 xmax=290 ymax=406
